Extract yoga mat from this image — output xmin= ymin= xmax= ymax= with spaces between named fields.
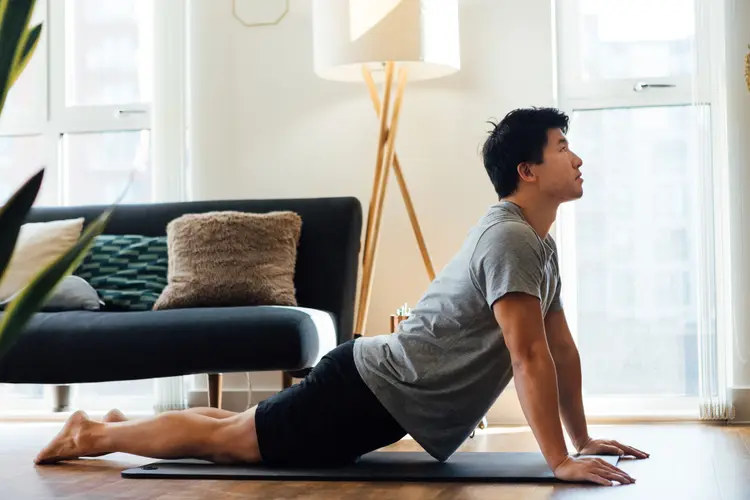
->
xmin=121 ymin=452 xmax=619 ymax=482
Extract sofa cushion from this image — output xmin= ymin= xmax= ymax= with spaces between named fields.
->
xmin=0 ymin=306 xmax=337 ymax=384
xmin=153 ymin=210 xmax=302 ymax=310
xmin=0 ymin=218 xmax=84 ymax=302
xmin=0 ymin=275 xmax=103 ymax=312
xmin=74 ymin=234 xmax=168 ymax=311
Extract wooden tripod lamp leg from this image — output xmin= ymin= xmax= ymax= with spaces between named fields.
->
xmin=362 ymin=69 xmax=436 ymax=282
xmin=355 ymin=63 xmax=394 ymax=336
xmin=354 ymin=65 xmax=409 ymax=336
xmin=360 ymin=62 xmax=394 ymax=278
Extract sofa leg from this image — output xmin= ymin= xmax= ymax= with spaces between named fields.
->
xmin=208 ymin=373 xmax=222 ymax=409
xmin=282 ymin=372 xmax=293 ymax=389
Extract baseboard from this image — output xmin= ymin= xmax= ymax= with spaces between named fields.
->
xmin=730 ymin=387 xmax=750 ymax=423
xmin=0 ymin=410 xmax=155 ymax=423
xmin=187 ymin=387 xmax=750 ymax=423
xmin=487 ymin=388 xmax=710 ymax=425
xmin=187 ymin=389 xmax=277 ymax=413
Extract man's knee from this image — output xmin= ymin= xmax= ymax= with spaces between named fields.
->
xmin=209 ymin=409 xmax=262 ymax=464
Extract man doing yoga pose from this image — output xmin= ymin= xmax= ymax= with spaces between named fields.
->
xmin=36 ymin=107 xmax=649 ymax=486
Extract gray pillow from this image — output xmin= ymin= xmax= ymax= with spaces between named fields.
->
xmin=0 ymin=275 xmax=103 ymax=312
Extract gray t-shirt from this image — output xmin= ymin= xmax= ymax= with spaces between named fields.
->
xmin=353 ymin=201 xmax=563 ymax=462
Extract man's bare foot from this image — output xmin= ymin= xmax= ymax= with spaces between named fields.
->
xmin=76 ymin=409 xmax=128 ymax=458
xmin=34 ymin=410 xmax=97 ymax=465
xmin=102 ymin=409 xmax=127 ymax=423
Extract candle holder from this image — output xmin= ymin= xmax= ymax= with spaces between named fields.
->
xmin=389 ymin=303 xmax=412 ymax=333
xmin=389 ymin=314 xmax=409 ymax=333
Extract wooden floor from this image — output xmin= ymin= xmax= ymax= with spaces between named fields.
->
xmin=1 ymin=421 xmax=748 ymax=499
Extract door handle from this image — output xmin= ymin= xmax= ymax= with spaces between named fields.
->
xmin=633 ymin=82 xmax=677 ymax=92
xmin=116 ymin=109 xmax=147 ymax=117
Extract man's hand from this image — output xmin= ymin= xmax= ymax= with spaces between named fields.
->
xmin=577 ymin=437 xmax=650 ymax=459
xmin=554 ymin=456 xmax=636 ymax=486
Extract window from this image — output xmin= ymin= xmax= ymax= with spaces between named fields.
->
xmin=555 ymin=0 xmax=720 ymax=412
xmin=0 ymin=0 xmax=153 ymax=207
xmin=0 ymin=0 xmax=158 ymax=414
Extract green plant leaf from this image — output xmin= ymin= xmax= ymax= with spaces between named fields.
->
xmin=9 ymin=22 xmax=40 ymax=88
xmin=0 ymin=208 xmax=113 ymax=361
xmin=0 ymin=167 xmax=44 ymax=287
xmin=0 ymin=1 xmax=8 ymax=27
xmin=0 ymin=0 xmax=36 ymax=114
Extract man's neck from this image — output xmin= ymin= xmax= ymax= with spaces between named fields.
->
xmin=500 ymin=194 xmax=559 ymax=239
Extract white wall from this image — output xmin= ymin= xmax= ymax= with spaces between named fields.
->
xmin=186 ymin=0 xmax=556 ymax=403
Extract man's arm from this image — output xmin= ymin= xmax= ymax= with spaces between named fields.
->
xmin=493 ymin=293 xmax=639 ymax=485
xmin=544 ymin=308 xmax=590 ymax=452
xmin=477 ymin=226 xmax=639 ymax=484
xmin=492 ymin=293 xmax=569 ymax=470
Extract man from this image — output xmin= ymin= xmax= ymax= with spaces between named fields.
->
xmin=36 ymin=107 xmax=648 ymax=486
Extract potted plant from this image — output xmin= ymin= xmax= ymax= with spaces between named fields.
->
xmin=0 ymin=0 xmax=116 ymax=365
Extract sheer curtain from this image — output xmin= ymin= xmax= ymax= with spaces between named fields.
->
xmin=704 ymin=0 xmax=750 ymax=422
xmin=694 ymin=0 xmax=734 ymax=421
xmin=151 ymin=0 xmax=189 ymax=414
xmin=153 ymin=377 xmax=189 ymax=413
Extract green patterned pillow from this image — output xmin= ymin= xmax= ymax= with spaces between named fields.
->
xmin=74 ymin=235 xmax=168 ymax=311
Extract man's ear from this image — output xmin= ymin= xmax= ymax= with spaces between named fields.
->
xmin=517 ymin=162 xmax=535 ymax=182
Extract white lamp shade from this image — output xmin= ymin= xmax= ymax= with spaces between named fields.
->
xmin=312 ymin=0 xmax=460 ymax=83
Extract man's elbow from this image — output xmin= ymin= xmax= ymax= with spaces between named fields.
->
xmin=510 ymin=342 xmax=555 ymax=373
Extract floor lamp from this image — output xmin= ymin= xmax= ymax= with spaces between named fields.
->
xmin=312 ymin=0 xmax=461 ymax=336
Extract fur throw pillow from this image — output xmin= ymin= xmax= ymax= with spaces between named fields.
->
xmin=153 ymin=210 xmax=302 ymax=310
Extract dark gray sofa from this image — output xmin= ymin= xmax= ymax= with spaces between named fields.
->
xmin=0 ymin=196 xmax=362 ymax=407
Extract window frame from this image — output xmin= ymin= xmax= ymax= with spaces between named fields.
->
xmin=0 ymin=0 xmax=186 ymax=207
xmin=554 ymin=0 xmax=711 ymax=109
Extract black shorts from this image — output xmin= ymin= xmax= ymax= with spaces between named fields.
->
xmin=254 ymin=339 xmax=407 ymax=467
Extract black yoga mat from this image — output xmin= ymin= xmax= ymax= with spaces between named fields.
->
xmin=121 ymin=452 xmax=619 ymax=482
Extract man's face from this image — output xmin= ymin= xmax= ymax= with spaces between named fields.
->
xmin=531 ymin=128 xmax=584 ymax=202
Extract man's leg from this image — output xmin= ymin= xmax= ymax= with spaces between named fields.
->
xmin=36 ymin=340 xmax=403 ymax=469
xmin=86 ymin=407 xmax=240 ymax=457
xmin=35 ymin=406 xmax=261 ymax=465
xmin=102 ymin=407 xmax=238 ymax=422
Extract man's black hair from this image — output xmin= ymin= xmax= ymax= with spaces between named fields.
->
xmin=481 ymin=107 xmax=570 ymax=199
